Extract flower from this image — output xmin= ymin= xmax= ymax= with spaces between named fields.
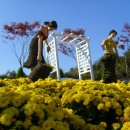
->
xmin=124 ymin=107 xmax=130 ymax=121
xmin=0 ymin=78 xmax=130 ymax=129
xmin=42 ymin=119 xmax=56 ymax=129
xmin=99 ymin=122 xmax=107 ymax=128
xmin=0 ymin=97 xmax=10 ymax=108
xmin=0 ymin=113 xmax=13 ymax=126
xmin=105 ymin=101 xmax=111 ymax=109
xmin=116 ymin=108 xmax=123 ymax=116
xmin=23 ymin=118 xmax=32 ymax=129
xmin=12 ymin=96 xmax=23 ymax=107
xmin=121 ymin=122 xmax=130 ymax=130
xmin=29 ymin=125 xmax=41 ymax=130
xmin=54 ymin=109 xmax=64 ymax=121
xmin=97 ymin=103 xmax=105 ymax=110
xmin=112 ymin=123 xmax=120 ymax=130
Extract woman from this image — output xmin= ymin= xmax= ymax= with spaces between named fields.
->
xmin=24 ymin=21 xmax=58 ymax=70
xmin=101 ymin=30 xmax=119 ymax=83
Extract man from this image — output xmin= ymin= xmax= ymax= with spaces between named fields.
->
xmin=101 ymin=30 xmax=119 ymax=83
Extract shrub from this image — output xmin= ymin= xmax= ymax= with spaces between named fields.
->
xmin=0 ymin=78 xmax=130 ymax=130
xmin=16 ymin=67 xmax=26 ymax=78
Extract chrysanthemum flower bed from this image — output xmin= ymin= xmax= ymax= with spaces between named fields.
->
xmin=0 ymin=78 xmax=130 ymax=130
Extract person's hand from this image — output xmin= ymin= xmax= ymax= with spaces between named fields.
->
xmin=47 ymin=46 xmax=51 ymax=52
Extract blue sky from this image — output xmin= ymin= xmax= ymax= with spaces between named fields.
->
xmin=0 ymin=0 xmax=130 ymax=74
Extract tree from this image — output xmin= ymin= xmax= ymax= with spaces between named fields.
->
xmin=93 ymin=55 xmax=129 ymax=80
xmin=1 ymin=21 xmax=40 ymax=67
xmin=116 ymin=57 xmax=127 ymax=78
xmin=50 ymin=68 xmax=65 ymax=79
xmin=64 ymin=67 xmax=79 ymax=79
xmin=117 ymin=23 xmax=130 ymax=50
xmin=117 ymin=23 xmax=130 ymax=77
xmin=16 ymin=66 xmax=26 ymax=78
xmin=0 ymin=70 xmax=16 ymax=79
xmin=58 ymin=28 xmax=85 ymax=61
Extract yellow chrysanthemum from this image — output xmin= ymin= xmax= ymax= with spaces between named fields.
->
xmin=99 ymin=122 xmax=107 ymax=128
xmin=35 ymin=108 xmax=45 ymax=119
xmin=116 ymin=108 xmax=123 ymax=116
xmin=72 ymin=93 xmax=83 ymax=103
xmin=2 ymin=107 xmax=19 ymax=116
xmin=114 ymin=94 xmax=120 ymax=100
xmin=55 ymin=125 xmax=68 ymax=130
xmin=53 ymin=97 xmax=62 ymax=107
xmin=103 ymin=97 xmax=110 ymax=102
xmin=124 ymin=107 xmax=130 ymax=121
xmin=54 ymin=109 xmax=64 ymax=121
xmin=105 ymin=101 xmax=111 ymax=109
xmin=112 ymin=102 xmax=120 ymax=109
xmin=44 ymin=96 xmax=53 ymax=104
xmin=1 ymin=77 xmax=130 ymax=130
xmin=29 ymin=125 xmax=41 ymax=130
xmin=97 ymin=103 xmax=105 ymax=110
xmin=83 ymin=97 xmax=90 ymax=106
xmin=12 ymin=96 xmax=22 ymax=107
xmin=23 ymin=118 xmax=32 ymax=129
xmin=121 ymin=122 xmax=130 ymax=130
xmin=112 ymin=123 xmax=120 ymax=130
xmin=54 ymin=121 xmax=69 ymax=130
xmin=0 ymin=113 xmax=12 ymax=126
xmin=24 ymin=103 xmax=34 ymax=116
xmin=0 ymin=97 xmax=10 ymax=108
xmin=45 ymin=103 xmax=56 ymax=113
xmin=63 ymin=108 xmax=74 ymax=116
xmin=42 ymin=119 xmax=56 ymax=129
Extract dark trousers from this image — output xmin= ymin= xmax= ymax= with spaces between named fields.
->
xmin=101 ymin=54 xmax=117 ymax=83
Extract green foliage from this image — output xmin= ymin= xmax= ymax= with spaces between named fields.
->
xmin=82 ymin=73 xmax=91 ymax=80
xmin=16 ymin=67 xmax=26 ymax=78
xmin=125 ymin=50 xmax=130 ymax=77
xmin=0 ymin=70 xmax=16 ymax=79
xmin=93 ymin=50 xmax=130 ymax=80
xmin=63 ymin=50 xmax=130 ymax=80
xmin=116 ymin=62 xmax=127 ymax=78
xmin=50 ymin=68 xmax=65 ymax=79
xmin=93 ymin=60 xmax=104 ymax=80
xmin=64 ymin=67 xmax=79 ymax=79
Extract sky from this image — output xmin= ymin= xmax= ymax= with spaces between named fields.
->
xmin=0 ymin=0 xmax=130 ymax=75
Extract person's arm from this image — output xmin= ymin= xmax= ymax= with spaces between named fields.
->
xmin=101 ymin=44 xmax=105 ymax=50
xmin=45 ymin=39 xmax=50 ymax=52
xmin=37 ymin=37 xmax=43 ymax=61
xmin=101 ymin=39 xmax=106 ymax=52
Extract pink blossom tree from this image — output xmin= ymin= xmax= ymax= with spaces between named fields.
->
xmin=58 ymin=28 xmax=85 ymax=61
xmin=1 ymin=21 xmax=40 ymax=67
xmin=117 ymin=23 xmax=130 ymax=76
xmin=117 ymin=23 xmax=130 ymax=50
